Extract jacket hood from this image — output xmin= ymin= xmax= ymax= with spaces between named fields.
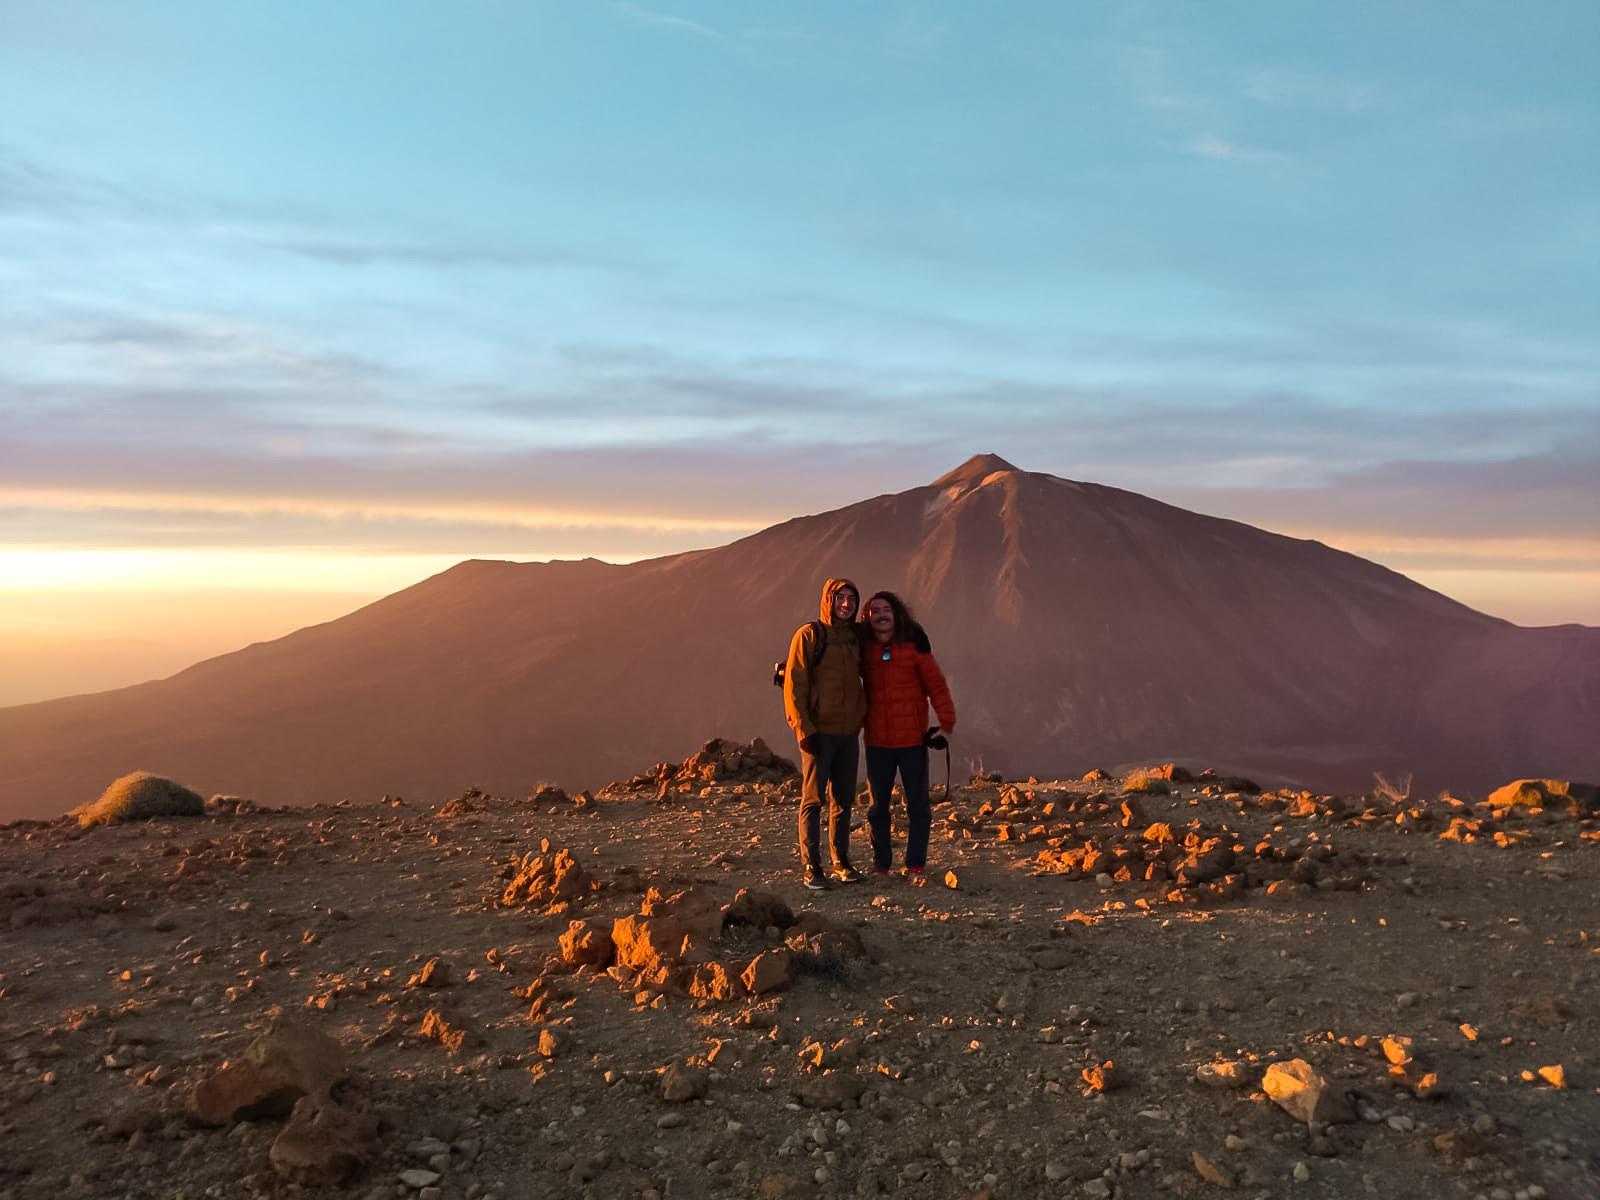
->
xmin=819 ymin=577 xmax=860 ymax=625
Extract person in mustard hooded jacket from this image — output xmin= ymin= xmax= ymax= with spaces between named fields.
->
xmin=783 ymin=578 xmax=868 ymax=889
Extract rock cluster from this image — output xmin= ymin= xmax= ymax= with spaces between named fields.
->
xmin=606 ymin=738 xmax=798 ymax=798
xmin=996 ymin=789 xmax=1368 ymax=904
xmin=552 ymin=886 xmax=866 ymax=1009
xmin=497 ymin=841 xmax=597 ymax=911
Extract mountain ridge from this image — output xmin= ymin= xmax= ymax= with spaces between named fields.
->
xmin=1 ymin=455 xmax=1595 ymax=819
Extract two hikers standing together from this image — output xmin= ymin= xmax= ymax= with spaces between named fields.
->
xmin=782 ymin=578 xmax=956 ymax=891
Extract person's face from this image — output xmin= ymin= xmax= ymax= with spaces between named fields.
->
xmin=832 ymin=587 xmax=858 ymax=621
xmin=867 ymin=598 xmax=894 ymax=633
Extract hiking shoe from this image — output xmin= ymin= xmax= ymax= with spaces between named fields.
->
xmin=831 ymin=864 xmax=864 ymax=884
xmin=801 ymin=870 xmax=829 ymax=891
xmin=904 ymin=866 xmax=926 ymax=886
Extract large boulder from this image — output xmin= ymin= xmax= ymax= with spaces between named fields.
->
xmin=188 ymin=1018 xmax=347 ymax=1125
xmin=1486 ymin=778 xmax=1599 ymax=815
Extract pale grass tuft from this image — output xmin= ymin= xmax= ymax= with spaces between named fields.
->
xmin=71 ymin=771 xmax=206 ymax=828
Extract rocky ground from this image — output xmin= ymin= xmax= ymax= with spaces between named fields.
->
xmin=1 ymin=741 xmax=1597 ymax=1200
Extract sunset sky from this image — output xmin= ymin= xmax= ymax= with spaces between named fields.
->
xmin=2 ymin=1 xmax=1597 ymax=706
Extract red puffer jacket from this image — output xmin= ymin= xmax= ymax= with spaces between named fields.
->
xmin=862 ymin=634 xmax=956 ymax=749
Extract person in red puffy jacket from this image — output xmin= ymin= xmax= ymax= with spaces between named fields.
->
xmin=861 ymin=591 xmax=956 ymax=880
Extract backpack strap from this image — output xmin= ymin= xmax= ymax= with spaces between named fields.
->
xmin=803 ymin=620 xmax=829 ymax=671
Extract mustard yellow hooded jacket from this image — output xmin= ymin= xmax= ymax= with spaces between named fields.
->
xmin=783 ymin=578 xmax=867 ymax=739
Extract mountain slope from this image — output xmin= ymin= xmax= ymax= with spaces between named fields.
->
xmin=2 ymin=456 xmax=1596 ymax=818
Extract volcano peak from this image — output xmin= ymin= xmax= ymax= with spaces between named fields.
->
xmin=930 ymin=452 xmax=1020 ymax=491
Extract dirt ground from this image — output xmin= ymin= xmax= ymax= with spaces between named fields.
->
xmin=1 ymin=750 xmax=1596 ymax=1200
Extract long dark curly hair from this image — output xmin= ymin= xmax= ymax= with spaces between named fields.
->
xmin=864 ymin=590 xmax=922 ymax=646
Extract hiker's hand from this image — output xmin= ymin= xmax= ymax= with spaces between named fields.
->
xmin=923 ymin=727 xmax=948 ymax=750
xmin=798 ymin=734 xmax=817 ymax=754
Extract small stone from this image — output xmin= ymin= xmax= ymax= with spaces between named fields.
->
xmin=1196 ymin=1061 xmax=1248 ymax=1088
xmin=1081 ymin=1060 xmax=1123 ymax=1092
xmin=406 ymin=958 xmax=451 ymax=989
xmin=1262 ymin=1059 xmax=1353 ymax=1125
xmin=1293 ymin=1161 xmax=1311 ymax=1183
xmin=661 ymin=1062 xmax=709 ymax=1102
xmin=1044 ymin=1161 xmax=1071 ymax=1182
xmin=656 ymin=1112 xmax=688 ymax=1130
xmin=1192 ymin=1151 xmax=1234 ymax=1188
xmin=400 ymin=1168 xmax=442 ymax=1189
xmin=1535 ymin=1064 xmax=1566 ymax=1088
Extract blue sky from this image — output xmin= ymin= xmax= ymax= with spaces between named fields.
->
xmin=1 ymin=1 xmax=1597 ymax=699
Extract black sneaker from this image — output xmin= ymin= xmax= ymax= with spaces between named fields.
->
xmin=802 ymin=869 xmax=829 ymax=891
xmin=831 ymin=864 xmax=864 ymax=884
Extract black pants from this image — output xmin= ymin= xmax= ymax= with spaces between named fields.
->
xmin=798 ymin=733 xmax=858 ymax=872
xmin=866 ymin=744 xmax=931 ymax=870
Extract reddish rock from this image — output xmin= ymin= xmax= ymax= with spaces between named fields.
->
xmin=611 ymin=914 xmax=688 ymax=972
xmin=741 ymin=949 xmax=795 ymax=995
xmin=640 ymin=886 xmax=725 ymax=940
xmin=501 ymin=847 xmax=591 ymax=908
xmin=1262 ymin=1059 xmax=1354 ymax=1125
xmin=792 ymin=1073 xmax=867 ymax=1109
xmin=1081 ymin=1060 xmax=1123 ymax=1092
xmin=661 ymin=1062 xmax=709 ymax=1102
xmin=559 ymin=918 xmax=616 ymax=968
xmin=1488 ymin=778 xmax=1599 ymax=815
xmin=418 ymin=1009 xmax=467 ymax=1055
xmin=188 ymin=1018 xmax=347 ymax=1126
xmin=1174 ymin=844 xmax=1235 ymax=885
xmin=268 ymin=1094 xmax=378 ymax=1184
xmin=405 ymin=957 xmax=451 ymax=988
xmin=687 ymin=962 xmax=738 ymax=1002
xmin=722 ymin=888 xmax=795 ymax=931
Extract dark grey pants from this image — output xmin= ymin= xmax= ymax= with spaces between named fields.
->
xmin=797 ymin=732 xmax=859 ymax=872
xmin=866 ymin=744 xmax=931 ymax=870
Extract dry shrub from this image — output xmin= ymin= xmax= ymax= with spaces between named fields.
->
xmin=1121 ymin=768 xmax=1171 ymax=796
xmin=1372 ymin=771 xmax=1413 ymax=806
xmin=71 ymin=771 xmax=206 ymax=828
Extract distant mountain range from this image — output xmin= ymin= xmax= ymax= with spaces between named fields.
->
xmin=3 ymin=454 xmax=1596 ymax=820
